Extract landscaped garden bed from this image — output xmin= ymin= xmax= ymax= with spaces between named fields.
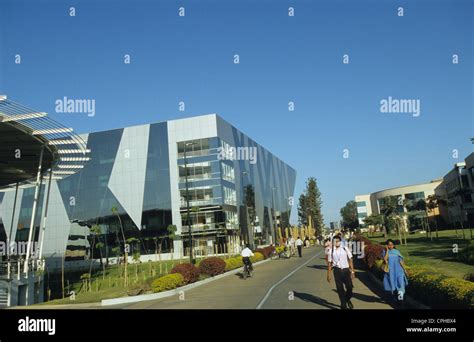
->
xmin=354 ymin=234 xmax=474 ymax=309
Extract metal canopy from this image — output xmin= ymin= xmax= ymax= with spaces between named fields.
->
xmin=0 ymin=96 xmax=89 ymax=189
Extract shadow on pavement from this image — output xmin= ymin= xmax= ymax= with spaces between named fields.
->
xmin=353 ymin=271 xmax=395 ymax=308
xmin=329 ymin=289 xmax=387 ymax=305
xmin=293 ymin=291 xmax=340 ymax=309
xmin=306 ymin=264 xmax=328 ymax=270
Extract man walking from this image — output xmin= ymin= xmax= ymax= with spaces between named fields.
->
xmin=327 ymin=235 xmax=355 ymax=309
xmin=295 ymin=236 xmax=303 ymax=257
xmin=288 ymin=236 xmax=296 ymax=256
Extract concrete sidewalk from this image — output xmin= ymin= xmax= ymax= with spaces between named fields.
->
xmin=108 ymin=246 xmax=393 ymax=309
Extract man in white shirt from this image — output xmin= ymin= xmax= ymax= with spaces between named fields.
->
xmin=241 ymin=244 xmax=254 ymax=271
xmin=327 ymin=235 xmax=355 ymax=310
xmin=295 ymin=237 xmax=303 ymax=257
xmin=288 ymin=236 xmax=296 ymax=256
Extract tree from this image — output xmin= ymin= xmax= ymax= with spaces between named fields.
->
xmin=363 ymin=214 xmax=384 ymax=236
xmin=244 ymin=184 xmax=256 ymax=246
xmin=111 ymin=206 xmax=128 ymax=286
xmin=166 ymin=224 xmax=177 ymax=267
xmin=339 ymin=200 xmax=359 ymax=230
xmin=297 ymin=193 xmax=308 ymax=226
xmin=89 ymin=225 xmax=101 ymax=281
xmin=452 ymin=188 xmax=473 ymax=239
xmin=298 ymin=177 xmax=324 ymax=235
xmin=95 ymin=241 xmax=106 ymax=279
xmin=426 ymin=194 xmax=444 ymax=239
xmin=379 ymin=196 xmax=402 ymax=242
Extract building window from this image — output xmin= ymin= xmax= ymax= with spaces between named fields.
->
xmin=179 ymin=162 xmax=212 ymax=181
xmin=180 ymin=187 xmax=213 ymax=206
xmin=221 ymin=163 xmax=235 ymax=183
xmin=356 ymin=201 xmax=366 ymax=207
xmin=177 ymin=138 xmax=211 ymax=158
xmin=223 ymin=186 xmax=236 ymax=205
xmin=225 ymin=210 xmax=238 ymax=229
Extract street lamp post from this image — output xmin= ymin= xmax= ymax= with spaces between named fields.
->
xmin=184 ymin=142 xmax=196 ymax=264
xmin=271 ymin=187 xmax=277 ymax=245
xmin=241 ymin=171 xmax=252 ymax=248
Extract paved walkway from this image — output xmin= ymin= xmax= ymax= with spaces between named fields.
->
xmin=107 ymin=246 xmax=393 ymax=309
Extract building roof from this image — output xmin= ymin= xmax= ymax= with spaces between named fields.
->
xmin=0 ymin=96 xmax=89 ymax=189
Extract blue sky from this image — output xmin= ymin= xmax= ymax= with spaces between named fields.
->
xmin=1 ymin=0 xmax=472 ymax=224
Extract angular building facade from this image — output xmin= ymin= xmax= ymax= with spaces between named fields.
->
xmin=0 ymin=114 xmax=296 ymax=267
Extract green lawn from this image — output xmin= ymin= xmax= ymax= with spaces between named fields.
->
xmin=363 ymin=229 xmax=474 ymax=280
xmin=37 ymin=254 xmax=237 ymax=305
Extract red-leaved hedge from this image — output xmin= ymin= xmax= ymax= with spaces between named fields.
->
xmin=198 ymin=257 xmax=226 ymax=276
xmin=354 ymin=234 xmax=383 ymax=269
xmin=170 ymin=263 xmax=200 ymax=284
xmin=255 ymin=245 xmax=276 ymax=259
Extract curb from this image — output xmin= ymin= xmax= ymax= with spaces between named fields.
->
xmin=366 ymin=270 xmax=430 ymax=310
xmin=101 ymin=258 xmax=271 ymax=306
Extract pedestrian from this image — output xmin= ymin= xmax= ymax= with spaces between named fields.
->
xmin=295 ymin=236 xmax=303 ymax=257
xmin=327 ymin=235 xmax=355 ymax=310
xmin=289 ymin=236 xmax=296 ymax=256
xmin=382 ymin=239 xmax=408 ymax=308
xmin=304 ymin=236 xmax=310 ymax=248
xmin=324 ymin=238 xmax=331 ymax=263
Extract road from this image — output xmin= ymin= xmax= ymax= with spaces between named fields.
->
xmin=108 ymin=246 xmax=394 ymax=309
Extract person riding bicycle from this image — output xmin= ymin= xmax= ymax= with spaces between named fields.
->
xmin=241 ymin=244 xmax=254 ymax=272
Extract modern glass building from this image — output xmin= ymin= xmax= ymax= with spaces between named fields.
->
xmin=0 ymin=114 xmax=296 ymax=268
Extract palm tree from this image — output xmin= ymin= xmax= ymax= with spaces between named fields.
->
xmin=95 ymin=241 xmax=105 ymax=279
xmin=446 ymin=196 xmax=459 ymax=237
xmin=363 ymin=214 xmax=384 ymax=237
xmin=450 ymin=189 xmax=467 ymax=239
xmin=89 ymin=225 xmax=101 ymax=280
xmin=415 ymin=199 xmax=431 ymax=241
xmin=455 ymin=188 xmax=474 ymax=239
xmin=126 ymin=237 xmax=140 ymax=282
xmin=426 ymin=194 xmax=444 ymax=239
xmin=380 ymin=196 xmax=403 ymax=243
xmin=166 ymin=224 xmax=177 ymax=266
xmin=111 ymin=206 xmax=128 ymax=286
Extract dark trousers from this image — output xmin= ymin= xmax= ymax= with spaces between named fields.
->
xmin=242 ymin=257 xmax=253 ymax=271
xmin=297 ymin=245 xmax=302 ymax=257
xmin=333 ymin=268 xmax=353 ymax=309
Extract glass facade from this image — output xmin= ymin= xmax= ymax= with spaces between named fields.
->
xmin=0 ymin=114 xmax=297 ymax=266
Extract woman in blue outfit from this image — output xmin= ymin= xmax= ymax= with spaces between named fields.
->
xmin=382 ymin=239 xmax=408 ymax=308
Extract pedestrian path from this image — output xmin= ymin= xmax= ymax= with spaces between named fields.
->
xmin=109 ymin=246 xmax=393 ymax=309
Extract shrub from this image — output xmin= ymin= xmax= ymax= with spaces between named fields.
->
xmin=170 ymin=263 xmax=201 ymax=284
xmin=457 ymin=241 xmax=474 ymax=265
xmin=151 ymin=273 xmax=184 ymax=293
xmin=224 ymin=257 xmax=244 ymax=271
xmin=250 ymin=252 xmax=264 ymax=263
xmin=356 ymin=234 xmax=474 ymax=308
xmin=406 ymin=265 xmax=474 ymax=309
xmin=464 ymin=272 xmax=474 ymax=282
xmin=255 ymin=245 xmax=276 ymax=259
xmin=275 ymin=246 xmax=285 ymax=254
xmin=199 ymin=257 xmax=226 ymax=276
xmin=362 ymin=241 xmax=384 ymax=269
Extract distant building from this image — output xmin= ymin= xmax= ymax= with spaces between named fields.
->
xmin=355 ymin=180 xmax=442 ymax=230
xmin=355 ymin=194 xmax=372 ymax=226
xmin=435 ymin=153 xmax=474 ymax=227
xmin=329 ymin=221 xmax=341 ymax=230
xmin=355 ymin=151 xmax=474 ymax=230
